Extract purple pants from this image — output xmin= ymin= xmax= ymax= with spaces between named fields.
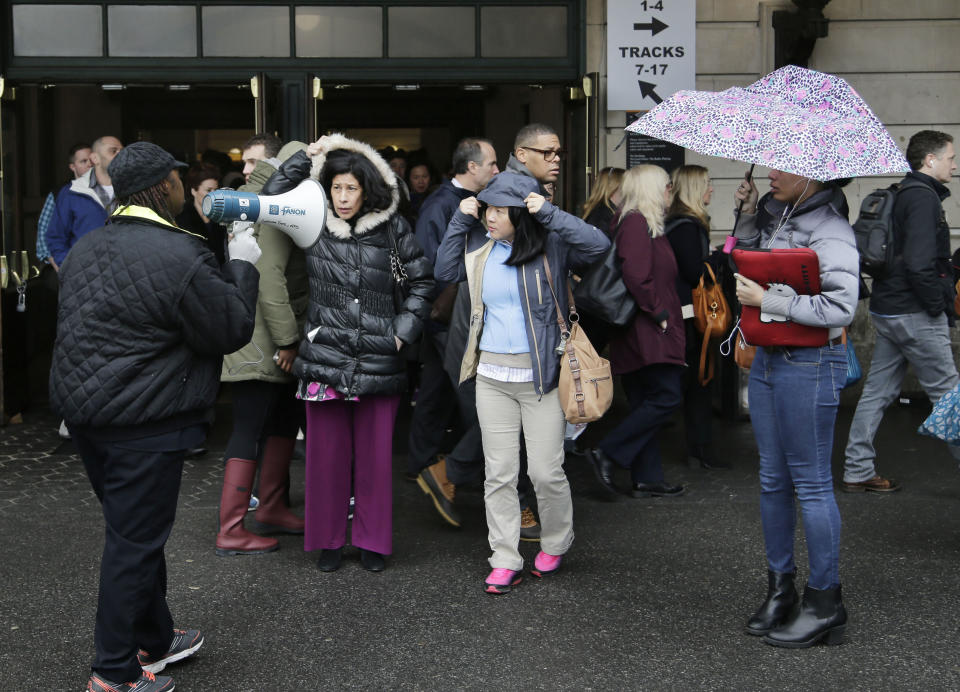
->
xmin=304 ymin=395 xmax=401 ymax=554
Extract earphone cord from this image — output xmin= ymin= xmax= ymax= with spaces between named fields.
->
xmin=766 ymin=178 xmax=811 ymax=248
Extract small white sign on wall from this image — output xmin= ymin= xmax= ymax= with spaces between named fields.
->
xmin=606 ymin=0 xmax=696 ymax=111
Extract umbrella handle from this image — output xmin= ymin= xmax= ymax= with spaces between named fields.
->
xmin=724 ymin=163 xmax=756 ymax=254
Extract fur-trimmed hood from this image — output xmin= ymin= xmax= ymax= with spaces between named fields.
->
xmin=309 ymin=133 xmax=399 ymax=240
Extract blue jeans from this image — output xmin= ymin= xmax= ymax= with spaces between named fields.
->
xmin=748 ymin=343 xmax=846 ymax=589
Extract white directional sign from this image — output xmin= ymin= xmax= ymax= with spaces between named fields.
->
xmin=607 ymin=0 xmax=696 ymax=111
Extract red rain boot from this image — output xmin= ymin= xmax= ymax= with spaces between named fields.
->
xmin=215 ymin=458 xmax=280 ymax=556
xmin=252 ymin=437 xmax=305 ymax=534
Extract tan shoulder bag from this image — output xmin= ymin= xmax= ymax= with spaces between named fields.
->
xmin=542 ymin=255 xmax=614 ymax=424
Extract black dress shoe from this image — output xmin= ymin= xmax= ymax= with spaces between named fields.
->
xmin=586 ymin=448 xmax=618 ymax=498
xmin=185 ymin=447 xmax=208 ymax=459
xmin=360 ymin=549 xmax=385 ymax=572
xmin=317 ymin=548 xmax=342 ymax=572
xmin=630 ymin=481 xmax=685 ymax=498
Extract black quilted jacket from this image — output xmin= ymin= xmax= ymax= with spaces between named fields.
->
xmin=291 ymin=135 xmax=433 ymax=396
xmin=49 ymin=206 xmax=259 ymax=437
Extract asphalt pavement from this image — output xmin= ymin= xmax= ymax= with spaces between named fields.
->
xmin=1 ymin=395 xmax=959 ymax=691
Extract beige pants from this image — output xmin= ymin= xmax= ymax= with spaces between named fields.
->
xmin=475 ymin=375 xmax=574 ymax=570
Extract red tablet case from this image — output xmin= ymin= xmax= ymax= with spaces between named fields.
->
xmin=731 ymin=247 xmax=829 ymax=347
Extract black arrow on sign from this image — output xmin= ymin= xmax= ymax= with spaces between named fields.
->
xmin=637 ymin=81 xmax=663 ymax=104
xmin=633 ymin=17 xmax=669 ymax=35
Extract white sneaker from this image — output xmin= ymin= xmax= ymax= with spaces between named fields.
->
xmin=58 ymin=420 xmax=71 ymax=440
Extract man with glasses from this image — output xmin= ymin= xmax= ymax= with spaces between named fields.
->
xmin=506 ymin=123 xmax=563 ymax=196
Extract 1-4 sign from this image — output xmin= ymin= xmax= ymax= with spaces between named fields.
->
xmin=607 ymin=0 xmax=695 ymax=111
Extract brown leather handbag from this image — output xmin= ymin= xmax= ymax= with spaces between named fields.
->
xmin=734 ymin=332 xmax=756 ymax=370
xmin=543 ymin=255 xmax=614 ymax=424
xmin=691 ymin=263 xmax=731 ymax=385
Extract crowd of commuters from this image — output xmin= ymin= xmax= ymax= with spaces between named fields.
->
xmin=44 ymin=126 xmax=959 ymax=689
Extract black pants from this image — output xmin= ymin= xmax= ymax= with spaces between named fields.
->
xmin=682 ymin=321 xmax=714 ymax=450
xmin=599 ymin=364 xmax=684 ymax=484
xmin=445 ymin=377 xmax=485 ymax=485
xmin=74 ymin=427 xmax=203 ymax=683
xmin=407 ymin=330 xmax=459 ymax=475
xmin=224 ymin=380 xmax=303 ymax=461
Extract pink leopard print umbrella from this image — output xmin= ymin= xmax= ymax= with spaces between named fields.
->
xmin=626 ymin=65 xmax=908 ymax=181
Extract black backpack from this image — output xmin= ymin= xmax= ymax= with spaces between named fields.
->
xmin=853 ymin=180 xmax=928 ymax=278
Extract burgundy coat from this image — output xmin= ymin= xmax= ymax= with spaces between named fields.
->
xmin=608 ymin=211 xmax=686 ymax=374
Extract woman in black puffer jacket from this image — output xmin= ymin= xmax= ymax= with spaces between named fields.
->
xmin=289 ymin=134 xmax=433 ymax=573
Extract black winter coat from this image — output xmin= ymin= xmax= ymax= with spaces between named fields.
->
xmin=289 ymin=135 xmax=434 ymax=396
xmin=50 ymin=206 xmax=259 ymax=437
xmin=176 ymin=201 xmax=226 ymax=265
xmin=665 ymin=214 xmax=711 ymax=306
xmin=584 ymin=204 xmax=616 ymax=237
xmin=869 ymin=171 xmax=954 ymax=319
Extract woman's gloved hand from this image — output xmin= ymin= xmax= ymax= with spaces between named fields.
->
xmin=227 ymin=221 xmax=262 ymax=265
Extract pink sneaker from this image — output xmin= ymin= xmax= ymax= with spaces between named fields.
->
xmin=531 ymin=551 xmax=562 ymax=578
xmin=484 ymin=568 xmax=522 ymax=595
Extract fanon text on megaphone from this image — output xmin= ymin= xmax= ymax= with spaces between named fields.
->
xmin=202 ymin=178 xmax=327 ymax=249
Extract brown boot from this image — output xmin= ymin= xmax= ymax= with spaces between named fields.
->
xmin=417 ymin=455 xmax=461 ymax=528
xmin=215 ymin=458 xmax=279 ymax=556
xmin=252 ymin=437 xmax=305 ymax=534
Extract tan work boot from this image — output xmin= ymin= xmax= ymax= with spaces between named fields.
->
xmin=417 ymin=455 xmax=461 ymax=527
xmin=520 ymin=506 xmax=541 ymax=542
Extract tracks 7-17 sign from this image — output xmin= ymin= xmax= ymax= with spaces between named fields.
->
xmin=606 ymin=0 xmax=695 ymax=111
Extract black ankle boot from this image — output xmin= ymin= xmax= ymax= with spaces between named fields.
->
xmin=688 ymin=445 xmax=730 ymax=470
xmin=360 ymin=549 xmax=385 ymax=572
xmin=586 ymin=448 xmax=618 ymax=498
xmin=317 ymin=548 xmax=342 ymax=572
xmin=745 ymin=570 xmax=798 ymax=636
xmin=763 ymin=584 xmax=847 ymax=648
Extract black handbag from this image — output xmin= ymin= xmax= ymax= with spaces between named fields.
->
xmin=571 ymin=221 xmax=637 ymax=327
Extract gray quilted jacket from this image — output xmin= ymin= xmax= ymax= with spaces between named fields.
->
xmin=735 ymin=188 xmax=859 ymax=333
xmin=50 ymin=205 xmax=259 ymax=437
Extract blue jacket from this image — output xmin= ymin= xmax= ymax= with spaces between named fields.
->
xmin=46 ymin=173 xmax=110 ymax=265
xmin=435 ymin=198 xmax=610 ymax=396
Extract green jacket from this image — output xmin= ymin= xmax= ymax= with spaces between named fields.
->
xmin=222 ymin=144 xmax=309 ymax=382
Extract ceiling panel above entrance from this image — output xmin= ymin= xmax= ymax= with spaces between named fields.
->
xmin=3 ymin=1 xmax=583 ymax=83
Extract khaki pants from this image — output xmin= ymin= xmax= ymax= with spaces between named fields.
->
xmin=475 ymin=375 xmax=574 ymax=570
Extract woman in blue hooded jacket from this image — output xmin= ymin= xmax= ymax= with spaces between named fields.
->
xmin=434 ymin=172 xmax=609 ymax=594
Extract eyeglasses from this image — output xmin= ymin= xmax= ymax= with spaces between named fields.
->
xmin=521 ymin=146 xmax=565 ymax=162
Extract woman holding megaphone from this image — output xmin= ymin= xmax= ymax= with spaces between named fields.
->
xmin=266 ymin=134 xmax=433 ymax=573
